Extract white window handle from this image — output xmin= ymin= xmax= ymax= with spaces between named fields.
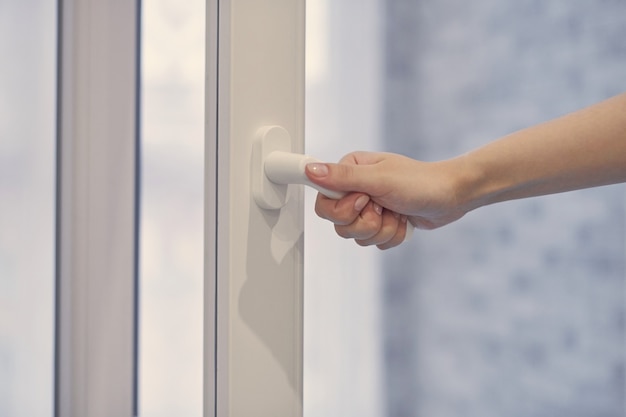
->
xmin=264 ymin=151 xmax=345 ymax=200
xmin=252 ymin=125 xmax=346 ymax=209
xmin=252 ymin=125 xmax=413 ymax=241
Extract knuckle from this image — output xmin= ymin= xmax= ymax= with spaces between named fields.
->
xmin=334 ymin=211 xmax=356 ymax=225
xmin=315 ymin=196 xmax=356 ymax=226
xmin=362 ymin=216 xmax=382 ymax=232
xmin=334 ymin=225 xmax=354 ymax=239
xmin=314 ymin=203 xmax=328 ymax=220
xmin=355 ymin=239 xmax=372 ymax=247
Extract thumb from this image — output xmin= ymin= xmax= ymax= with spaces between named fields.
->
xmin=305 ymin=162 xmax=373 ymax=193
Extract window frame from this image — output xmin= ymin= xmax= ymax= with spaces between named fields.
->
xmin=205 ymin=0 xmax=306 ymax=416
xmin=54 ymin=0 xmax=306 ymax=415
xmin=55 ymin=0 xmax=140 ymax=415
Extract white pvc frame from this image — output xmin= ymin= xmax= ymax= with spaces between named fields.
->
xmin=55 ymin=0 xmax=304 ymax=415
xmin=205 ymin=0 xmax=306 ymax=416
xmin=55 ymin=0 xmax=140 ymax=416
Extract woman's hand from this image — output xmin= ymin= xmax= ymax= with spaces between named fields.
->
xmin=305 ymin=151 xmax=469 ymax=249
xmin=305 ymin=94 xmax=626 ymax=249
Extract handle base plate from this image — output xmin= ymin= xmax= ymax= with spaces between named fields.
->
xmin=252 ymin=125 xmax=292 ymax=209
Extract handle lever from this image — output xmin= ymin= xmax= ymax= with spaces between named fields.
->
xmin=264 ymin=151 xmax=345 ymax=200
xmin=252 ymin=125 xmax=345 ymax=209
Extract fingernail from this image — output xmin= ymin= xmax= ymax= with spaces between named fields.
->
xmin=306 ymin=163 xmax=328 ymax=177
xmin=373 ymin=203 xmax=383 ymax=215
xmin=392 ymin=212 xmax=400 ymax=219
xmin=354 ymin=195 xmax=369 ymax=211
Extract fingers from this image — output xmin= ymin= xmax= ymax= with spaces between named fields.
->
xmin=355 ymin=210 xmax=408 ymax=250
xmin=335 ymin=201 xmax=383 ymax=240
xmin=374 ymin=214 xmax=409 ymax=250
xmin=305 ymin=152 xmax=383 ymax=195
xmin=314 ymin=192 xmax=371 ymax=226
xmin=309 ymin=151 xmax=412 ymax=249
xmin=316 ymin=190 xmax=409 ymax=249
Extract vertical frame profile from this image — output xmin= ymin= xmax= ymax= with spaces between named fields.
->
xmin=55 ymin=0 xmax=140 ymax=416
xmin=205 ymin=0 xmax=306 ymax=416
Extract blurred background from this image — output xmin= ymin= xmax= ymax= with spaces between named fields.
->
xmin=306 ymin=1 xmax=626 ymax=417
xmin=1 ymin=0 xmax=625 ymax=416
xmin=0 ymin=1 xmax=56 ymax=416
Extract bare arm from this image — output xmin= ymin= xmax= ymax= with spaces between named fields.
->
xmin=459 ymin=92 xmax=626 ymax=211
xmin=306 ymin=93 xmax=626 ymax=249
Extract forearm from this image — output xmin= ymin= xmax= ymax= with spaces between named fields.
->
xmin=456 ymin=93 xmax=626 ymax=211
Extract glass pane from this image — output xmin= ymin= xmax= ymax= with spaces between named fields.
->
xmin=305 ymin=1 xmax=385 ymax=416
xmin=0 ymin=2 xmax=57 ymax=416
xmin=139 ymin=0 xmax=205 ymax=415
xmin=305 ymin=1 xmax=626 ymax=416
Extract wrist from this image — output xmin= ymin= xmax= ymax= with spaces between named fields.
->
xmin=451 ymin=152 xmax=503 ymax=214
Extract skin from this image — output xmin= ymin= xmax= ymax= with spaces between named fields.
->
xmin=305 ymin=92 xmax=626 ymax=250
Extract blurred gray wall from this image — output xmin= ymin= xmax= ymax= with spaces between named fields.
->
xmin=382 ymin=1 xmax=626 ymax=416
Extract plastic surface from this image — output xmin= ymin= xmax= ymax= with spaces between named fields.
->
xmin=252 ymin=125 xmax=344 ymax=209
xmin=251 ymin=125 xmax=292 ymax=209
